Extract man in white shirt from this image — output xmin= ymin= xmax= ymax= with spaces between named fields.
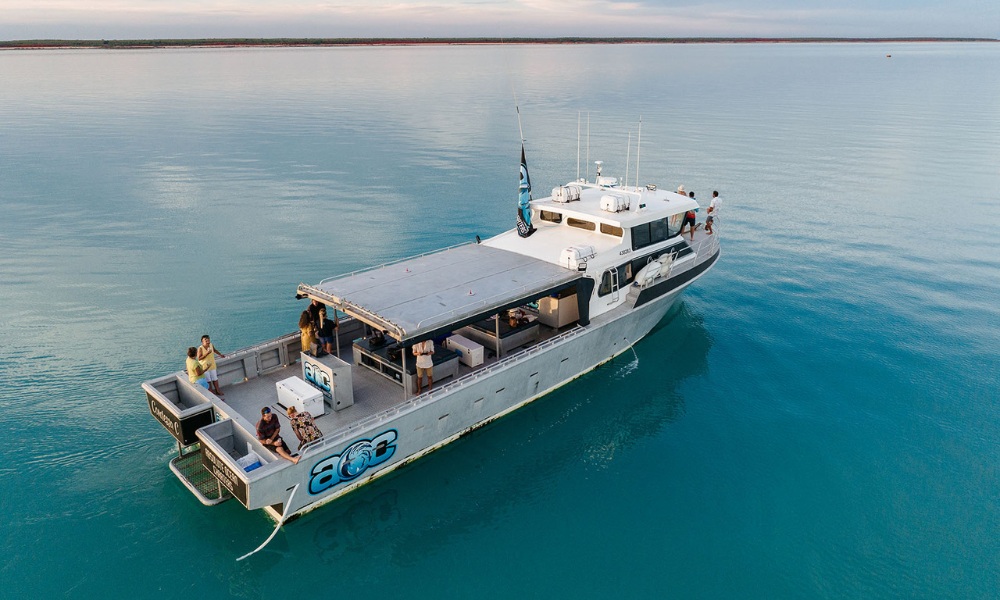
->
xmin=413 ymin=339 xmax=435 ymax=393
xmin=706 ymin=190 xmax=721 ymax=234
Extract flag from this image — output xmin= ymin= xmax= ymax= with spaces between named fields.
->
xmin=516 ymin=144 xmax=536 ymax=238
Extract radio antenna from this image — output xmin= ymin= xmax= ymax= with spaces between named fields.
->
xmin=625 ymin=131 xmax=632 ymax=189
xmin=577 ymin=112 xmax=581 ymax=181
xmin=501 ymin=36 xmax=526 ymax=146
xmin=635 ymin=116 xmax=642 ymax=190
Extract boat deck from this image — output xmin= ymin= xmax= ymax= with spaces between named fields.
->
xmin=212 ymin=322 xmax=571 ymax=456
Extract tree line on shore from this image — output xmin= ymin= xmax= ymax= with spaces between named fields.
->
xmin=2 ymin=37 xmax=996 ymax=49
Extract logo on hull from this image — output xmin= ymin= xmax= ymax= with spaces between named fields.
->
xmin=308 ymin=430 xmax=398 ymax=495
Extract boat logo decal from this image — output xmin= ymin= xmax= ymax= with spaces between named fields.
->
xmin=308 ymin=429 xmax=398 ymax=495
xmin=303 ymin=359 xmax=332 ymax=394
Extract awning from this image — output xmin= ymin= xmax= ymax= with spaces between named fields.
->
xmin=297 ymin=243 xmax=584 ymax=343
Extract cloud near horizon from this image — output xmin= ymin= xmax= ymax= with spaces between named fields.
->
xmin=2 ymin=0 xmax=997 ymax=40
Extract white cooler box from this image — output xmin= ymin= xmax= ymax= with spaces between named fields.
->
xmin=275 ymin=376 xmax=325 ymax=417
xmin=445 ymin=334 xmax=484 ymax=367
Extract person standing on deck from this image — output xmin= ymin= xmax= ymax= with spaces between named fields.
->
xmin=286 ymin=406 xmax=322 ymax=446
xmin=681 ymin=208 xmax=697 ymax=241
xmin=316 ymin=307 xmax=338 ymax=357
xmin=299 ymin=310 xmax=317 ymax=356
xmin=413 ymin=339 xmax=434 ymax=393
xmin=308 ymin=299 xmax=326 ymax=328
xmin=705 ymin=191 xmax=721 ymax=234
xmin=197 ymin=334 xmax=226 ymax=396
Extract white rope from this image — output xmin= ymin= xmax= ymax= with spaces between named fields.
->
xmin=236 ymin=483 xmax=299 ymax=561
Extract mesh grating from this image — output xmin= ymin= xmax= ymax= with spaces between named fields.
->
xmin=170 ymin=449 xmax=229 ymax=502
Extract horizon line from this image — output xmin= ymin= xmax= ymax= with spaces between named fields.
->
xmin=3 ymin=36 xmax=998 ymax=49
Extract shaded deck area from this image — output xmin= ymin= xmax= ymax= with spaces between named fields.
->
xmin=213 ymin=319 xmax=576 ymax=456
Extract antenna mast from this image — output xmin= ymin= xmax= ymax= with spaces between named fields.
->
xmin=514 ymin=98 xmax=525 ymax=145
xmin=576 ymin=112 xmax=581 ymax=181
xmin=625 ymin=131 xmax=631 ymax=189
xmin=635 ymin=116 xmax=642 ymax=190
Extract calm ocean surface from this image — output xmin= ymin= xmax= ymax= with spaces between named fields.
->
xmin=2 ymin=42 xmax=999 ymax=598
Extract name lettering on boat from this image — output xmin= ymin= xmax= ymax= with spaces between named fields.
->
xmin=201 ymin=443 xmax=250 ymax=506
xmin=147 ymin=395 xmax=181 ymax=437
xmin=308 ymin=430 xmax=398 ymax=494
xmin=619 ymin=248 xmax=631 ymax=256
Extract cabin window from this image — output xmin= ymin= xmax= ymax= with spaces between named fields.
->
xmin=650 ymin=218 xmax=669 ymax=242
xmin=631 ymin=216 xmax=679 ymax=251
xmin=600 ymin=223 xmax=624 ymax=237
xmin=540 ymin=210 xmax=562 ymax=223
xmin=597 ymin=263 xmax=634 ymax=297
xmin=667 ymin=213 xmax=684 ymax=238
xmin=598 ymin=270 xmax=614 ymax=296
xmin=631 ymin=223 xmax=651 ymax=249
xmin=567 ymin=218 xmax=596 ymax=231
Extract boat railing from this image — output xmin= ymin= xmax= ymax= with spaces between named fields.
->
xmin=316 ymin=240 xmax=474 ymax=285
xmin=689 ymin=230 xmax=721 ymax=259
xmin=213 ymin=331 xmax=303 ymax=385
xmin=663 ymin=232 xmax=720 ymax=277
xmin=297 ymin=324 xmax=586 ymax=457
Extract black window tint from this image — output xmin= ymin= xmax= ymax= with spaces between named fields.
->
xmin=650 ymin=218 xmax=669 ymax=244
xmin=667 ymin=213 xmax=684 ymax=237
xmin=598 ymin=270 xmax=614 ymax=296
xmin=631 ymin=224 xmax=651 ymax=250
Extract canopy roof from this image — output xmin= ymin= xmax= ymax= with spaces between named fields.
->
xmin=297 ymin=243 xmax=582 ymax=343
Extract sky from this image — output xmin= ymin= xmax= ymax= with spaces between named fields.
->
xmin=1 ymin=0 xmax=997 ymax=41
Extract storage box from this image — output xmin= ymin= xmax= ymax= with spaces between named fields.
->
xmin=237 ymin=451 xmax=262 ymax=472
xmin=445 ymin=334 xmax=485 ymax=367
xmin=559 ymin=245 xmax=596 ymax=271
xmin=551 ymin=185 xmax=581 ymax=203
xmin=600 ymin=193 xmax=629 ymax=212
xmin=275 ymin=376 xmax=325 ymax=417
xmin=538 ymin=293 xmax=580 ymax=328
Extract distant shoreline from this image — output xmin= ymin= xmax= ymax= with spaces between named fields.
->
xmin=2 ymin=37 xmax=997 ymax=50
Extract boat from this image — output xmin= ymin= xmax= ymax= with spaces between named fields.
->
xmin=143 ymin=136 xmax=721 ymax=523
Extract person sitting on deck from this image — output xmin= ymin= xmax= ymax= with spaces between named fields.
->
xmin=256 ymin=407 xmax=299 ymax=463
xmin=507 ymin=308 xmax=528 ymax=328
xmin=286 ymin=406 xmax=323 ymax=446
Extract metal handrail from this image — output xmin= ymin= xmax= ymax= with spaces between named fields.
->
xmin=296 ymin=324 xmax=587 ymax=457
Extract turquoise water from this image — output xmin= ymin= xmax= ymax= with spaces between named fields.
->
xmin=2 ymin=43 xmax=999 ymax=598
